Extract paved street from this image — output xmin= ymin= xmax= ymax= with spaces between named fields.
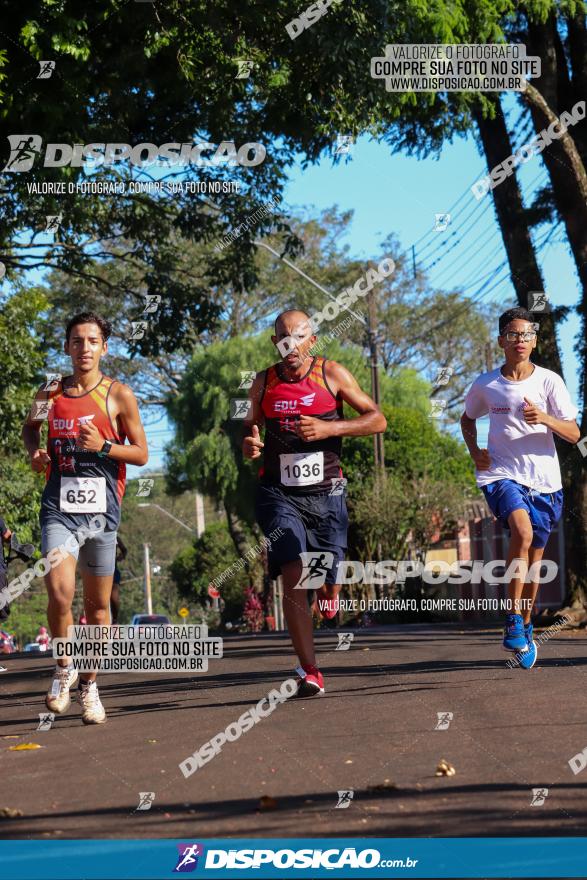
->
xmin=2 ymin=623 xmax=587 ymax=841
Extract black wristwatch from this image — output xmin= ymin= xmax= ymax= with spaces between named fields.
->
xmin=97 ymin=440 xmax=113 ymax=458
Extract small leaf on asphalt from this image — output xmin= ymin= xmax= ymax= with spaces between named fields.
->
xmin=8 ymin=743 xmax=42 ymax=751
xmin=345 ymin=759 xmax=353 ymax=764
xmin=258 ymin=796 xmax=277 ymax=811
xmin=0 ymin=807 xmax=23 ymax=819
xmin=435 ymin=759 xmax=456 ymax=776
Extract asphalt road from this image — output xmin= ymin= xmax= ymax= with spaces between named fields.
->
xmin=2 ymin=623 xmax=587 ymax=841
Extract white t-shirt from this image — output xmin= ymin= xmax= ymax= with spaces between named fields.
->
xmin=464 ymin=364 xmax=578 ymax=492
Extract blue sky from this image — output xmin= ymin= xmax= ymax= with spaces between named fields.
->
xmin=142 ymin=125 xmax=582 ymax=470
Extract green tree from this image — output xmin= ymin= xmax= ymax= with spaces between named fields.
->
xmin=170 ymin=521 xmax=261 ymax=621
xmin=346 ymin=403 xmax=476 ymax=561
xmin=0 ymin=287 xmax=50 ymax=538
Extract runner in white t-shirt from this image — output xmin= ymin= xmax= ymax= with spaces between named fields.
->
xmin=461 ymin=308 xmax=579 ymax=668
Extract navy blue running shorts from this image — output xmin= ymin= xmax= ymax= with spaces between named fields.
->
xmin=255 ymin=483 xmax=348 ymax=584
xmin=481 ymin=479 xmax=563 ymax=549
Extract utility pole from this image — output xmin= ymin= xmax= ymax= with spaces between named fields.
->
xmin=195 ymin=492 xmax=205 ymax=538
xmin=273 ymin=577 xmax=284 ymax=631
xmin=367 ymin=290 xmax=386 ymax=597
xmin=367 ymin=290 xmax=385 ymax=476
xmin=143 ymin=543 xmax=153 ymax=615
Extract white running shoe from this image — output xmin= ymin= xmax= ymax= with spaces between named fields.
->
xmin=78 ymin=680 xmax=107 ymax=725
xmin=46 ymin=664 xmax=78 ymax=714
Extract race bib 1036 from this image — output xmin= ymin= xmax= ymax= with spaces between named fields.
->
xmin=279 ymin=452 xmax=324 ymax=487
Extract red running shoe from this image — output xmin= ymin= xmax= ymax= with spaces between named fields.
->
xmin=315 ymin=587 xmax=339 ymax=620
xmin=295 ymin=664 xmax=324 ymax=697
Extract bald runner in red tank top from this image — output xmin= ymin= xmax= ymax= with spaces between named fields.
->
xmin=259 ymin=356 xmax=344 ymax=494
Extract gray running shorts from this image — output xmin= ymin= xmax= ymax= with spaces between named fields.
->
xmin=41 ymin=521 xmax=117 ymax=577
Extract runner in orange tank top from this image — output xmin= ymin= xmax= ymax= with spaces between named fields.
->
xmin=22 ymin=312 xmax=148 ymax=725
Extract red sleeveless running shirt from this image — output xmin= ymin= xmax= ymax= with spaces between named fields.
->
xmin=259 ymin=356 xmax=343 ymax=495
xmin=41 ymin=375 xmax=127 ymax=530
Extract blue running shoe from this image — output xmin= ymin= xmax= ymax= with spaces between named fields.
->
xmin=502 ymin=613 xmax=527 ymax=652
xmin=516 ymin=623 xmax=538 ymax=669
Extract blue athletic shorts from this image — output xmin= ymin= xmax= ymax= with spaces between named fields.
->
xmin=255 ymin=483 xmax=348 ymax=585
xmin=481 ymin=479 xmax=563 ymax=549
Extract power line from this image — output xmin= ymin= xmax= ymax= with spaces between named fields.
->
xmin=420 ymin=207 xmax=498 ymax=276
xmin=409 ymin=174 xmax=483 ymax=250
xmin=386 ymin=222 xmax=559 ymax=364
xmin=416 ymin=194 xmax=489 ymax=263
xmin=405 ymin=163 xmax=551 ymax=278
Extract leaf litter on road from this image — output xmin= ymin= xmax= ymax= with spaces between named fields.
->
xmin=435 ymin=759 xmax=456 ymax=776
xmin=0 ymin=807 xmax=23 ymax=819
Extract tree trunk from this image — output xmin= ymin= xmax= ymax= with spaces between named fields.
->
xmin=223 ymin=502 xmax=254 ymax=588
xmin=473 ymin=100 xmax=563 ymax=376
xmin=521 ymin=19 xmax=587 ymax=603
xmin=474 ymin=96 xmax=587 ymax=605
xmin=560 ymin=11 xmax=587 ymax=167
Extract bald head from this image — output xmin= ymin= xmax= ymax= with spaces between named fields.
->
xmin=271 ymin=308 xmax=316 ymax=368
xmin=274 ymin=309 xmax=312 ymax=336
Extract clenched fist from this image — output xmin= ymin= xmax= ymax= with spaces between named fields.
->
xmin=296 ymin=415 xmax=333 ymax=442
xmin=523 ymin=397 xmax=548 ymax=427
xmin=472 ymin=447 xmax=491 ymax=471
xmin=30 ymin=448 xmax=51 ymax=473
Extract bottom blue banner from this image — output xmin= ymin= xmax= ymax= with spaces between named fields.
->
xmin=1 ymin=837 xmax=587 ymax=879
